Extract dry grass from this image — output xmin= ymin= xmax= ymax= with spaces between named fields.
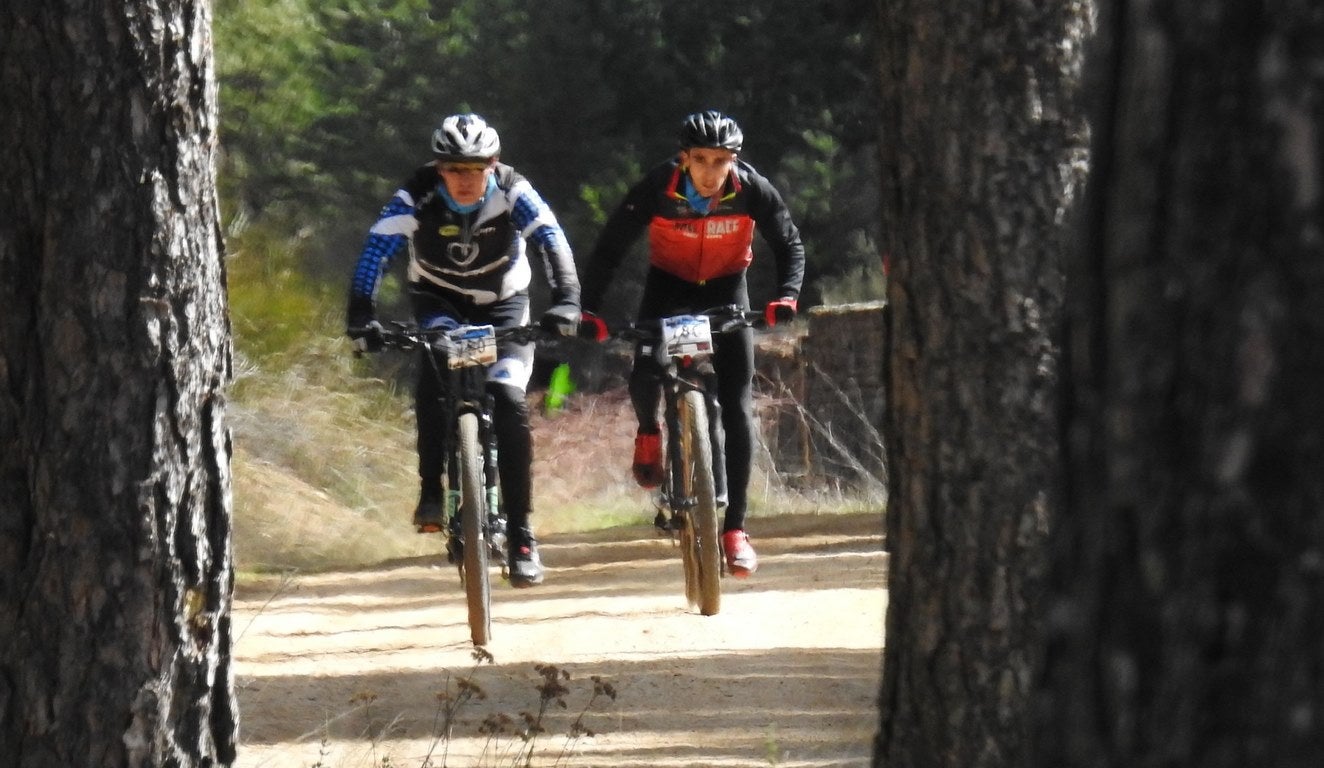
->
xmin=528 ymin=388 xmax=650 ymax=533
xmin=229 ymin=350 xmax=652 ymax=573
xmin=229 ymin=344 xmax=433 ymax=573
xmin=229 ymin=340 xmax=882 ymax=575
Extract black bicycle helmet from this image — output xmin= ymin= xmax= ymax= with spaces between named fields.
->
xmin=431 ymin=113 xmax=501 ymax=161
xmin=678 ymin=110 xmax=743 ymax=151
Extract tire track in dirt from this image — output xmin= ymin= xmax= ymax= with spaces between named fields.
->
xmin=232 ymin=511 xmax=887 ymax=767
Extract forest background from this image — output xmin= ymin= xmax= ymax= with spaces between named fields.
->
xmin=216 ymin=0 xmax=882 ymax=572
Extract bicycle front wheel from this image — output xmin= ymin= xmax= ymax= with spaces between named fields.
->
xmin=679 ymin=389 xmax=722 ymax=616
xmin=458 ymin=412 xmax=492 ymax=645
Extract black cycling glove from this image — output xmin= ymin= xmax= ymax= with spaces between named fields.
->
xmin=539 ymin=303 xmax=580 ymax=337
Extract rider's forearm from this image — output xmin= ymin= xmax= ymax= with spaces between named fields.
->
xmin=529 ymin=226 xmax=581 ymax=308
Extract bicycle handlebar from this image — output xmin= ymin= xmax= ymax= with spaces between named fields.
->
xmin=349 ymin=321 xmax=560 ymax=354
xmin=606 ymin=304 xmax=768 ymax=344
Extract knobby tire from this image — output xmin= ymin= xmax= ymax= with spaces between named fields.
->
xmin=679 ymin=390 xmax=722 ymax=616
xmin=458 ymin=412 xmax=492 ymax=646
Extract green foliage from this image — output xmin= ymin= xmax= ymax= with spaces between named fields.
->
xmin=215 ymin=0 xmax=881 ymax=303
xmin=216 ymin=2 xmax=885 ymax=572
xmin=226 ymin=215 xmax=335 ymax=363
xmin=774 ymin=115 xmax=884 ymax=304
xmin=215 ymin=0 xmax=331 ymax=214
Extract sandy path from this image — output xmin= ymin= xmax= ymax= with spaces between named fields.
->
xmin=231 ymin=512 xmax=887 ymax=767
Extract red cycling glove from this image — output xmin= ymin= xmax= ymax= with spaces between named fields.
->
xmin=579 ymin=310 xmax=609 ymax=342
xmin=764 ymin=297 xmax=798 ymax=327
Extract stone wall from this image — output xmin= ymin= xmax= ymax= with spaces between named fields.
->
xmin=560 ymin=301 xmax=888 ymax=490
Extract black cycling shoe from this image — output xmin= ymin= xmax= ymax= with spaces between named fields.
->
xmin=445 ymin=516 xmax=463 ymax=564
xmin=507 ymin=528 xmax=544 ymax=588
xmin=414 ymin=498 xmax=445 ymax=533
xmin=487 ymin=513 xmax=508 ymax=559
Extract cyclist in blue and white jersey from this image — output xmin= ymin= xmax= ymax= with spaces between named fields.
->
xmin=346 ymin=113 xmax=582 ymax=587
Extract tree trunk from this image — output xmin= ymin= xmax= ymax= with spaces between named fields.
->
xmin=0 ymin=3 xmax=237 ymax=765
xmin=873 ymin=0 xmax=1091 ymax=765
xmin=1038 ymin=1 xmax=1324 ymax=765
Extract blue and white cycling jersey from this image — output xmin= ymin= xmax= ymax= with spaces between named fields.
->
xmin=349 ymin=162 xmax=577 ymax=312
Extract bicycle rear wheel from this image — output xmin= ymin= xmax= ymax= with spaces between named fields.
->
xmin=458 ymin=412 xmax=492 ymax=645
xmin=679 ymin=389 xmax=722 ymax=616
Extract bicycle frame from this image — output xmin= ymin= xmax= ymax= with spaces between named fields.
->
xmin=618 ymin=305 xmax=762 ymax=616
xmin=416 ymin=331 xmax=506 ymax=563
xmin=370 ymin=320 xmax=549 ymax=645
xmin=657 ymin=356 xmax=722 ymax=524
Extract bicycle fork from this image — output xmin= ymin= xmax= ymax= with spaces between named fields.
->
xmin=659 ymin=375 xmax=727 ymax=532
xmin=479 ymin=394 xmax=507 ymax=561
xmin=443 ymin=375 xmax=506 ymax=571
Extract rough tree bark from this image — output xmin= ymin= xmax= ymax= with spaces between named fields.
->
xmin=873 ymin=0 xmax=1091 ymax=765
xmin=0 ymin=2 xmax=237 ymax=765
xmin=1038 ymin=1 xmax=1324 ymax=765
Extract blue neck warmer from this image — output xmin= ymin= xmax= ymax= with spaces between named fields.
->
xmin=682 ymin=174 xmax=713 ymax=214
xmin=439 ymin=174 xmax=497 ymax=214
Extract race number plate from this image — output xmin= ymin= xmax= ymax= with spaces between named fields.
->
xmin=447 ymin=324 xmax=498 ymax=369
xmin=661 ymin=314 xmax=713 ymax=359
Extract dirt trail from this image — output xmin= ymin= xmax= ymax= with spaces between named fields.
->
xmin=232 ymin=512 xmax=888 ymax=767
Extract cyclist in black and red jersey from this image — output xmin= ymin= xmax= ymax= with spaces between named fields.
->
xmin=346 ymin=113 xmax=582 ymax=587
xmin=579 ymin=110 xmax=806 ymax=578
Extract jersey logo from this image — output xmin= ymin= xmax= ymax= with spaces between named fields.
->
xmin=447 ymin=241 xmax=481 ymax=266
xmin=705 ymin=219 xmax=740 ymax=236
xmin=439 ymin=224 xmax=461 ymax=237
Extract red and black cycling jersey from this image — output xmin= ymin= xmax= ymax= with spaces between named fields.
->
xmin=581 ymin=157 xmax=805 ymax=312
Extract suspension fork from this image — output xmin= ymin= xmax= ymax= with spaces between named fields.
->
xmin=454 ymin=366 xmax=502 ymax=547
xmin=662 ymin=380 xmax=687 ymax=511
xmin=443 ymin=365 xmax=492 ymax=525
xmin=479 ymin=387 xmax=499 ymax=522
xmin=663 ymin=367 xmax=710 ymax=511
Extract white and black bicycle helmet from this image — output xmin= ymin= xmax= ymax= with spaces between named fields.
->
xmin=431 ymin=113 xmax=501 ymax=161
xmin=679 ymin=110 xmax=744 ymax=151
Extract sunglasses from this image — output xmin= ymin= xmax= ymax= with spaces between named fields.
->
xmin=439 ymin=163 xmax=491 ymax=174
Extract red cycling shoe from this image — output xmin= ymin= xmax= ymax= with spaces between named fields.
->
xmin=722 ymin=529 xmax=758 ymax=578
xmin=632 ymin=430 xmax=664 ymax=488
